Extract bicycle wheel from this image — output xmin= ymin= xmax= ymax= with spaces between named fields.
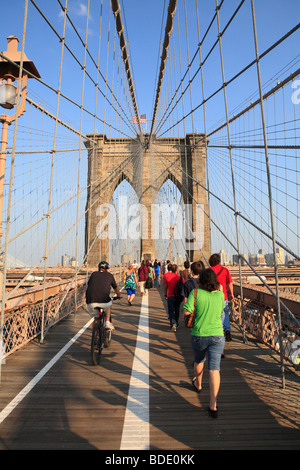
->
xmin=91 ymin=320 xmax=105 ymax=365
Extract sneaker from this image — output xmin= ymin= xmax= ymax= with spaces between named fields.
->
xmin=172 ymin=324 xmax=177 ymax=332
xmin=105 ymin=321 xmax=115 ymax=330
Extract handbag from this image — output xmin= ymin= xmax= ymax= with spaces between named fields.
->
xmin=184 ymin=289 xmax=197 ymax=328
xmin=145 ymin=277 xmax=153 ymax=289
xmin=145 ymin=267 xmax=153 ymax=289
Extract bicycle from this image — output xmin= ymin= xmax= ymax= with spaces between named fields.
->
xmin=91 ymin=295 xmax=120 ymax=365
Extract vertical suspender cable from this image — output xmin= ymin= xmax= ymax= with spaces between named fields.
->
xmin=250 ymin=0 xmax=285 ymax=388
xmin=86 ymin=0 xmax=104 ymax=277
xmin=195 ymin=0 xmax=212 ymax=254
xmin=150 ymin=0 xmax=177 ymax=138
xmin=215 ymin=0 xmax=246 ymax=343
xmin=74 ymin=0 xmax=90 ymax=321
xmin=41 ymin=0 xmax=68 ymax=342
xmin=111 ymin=0 xmax=143 ymax=141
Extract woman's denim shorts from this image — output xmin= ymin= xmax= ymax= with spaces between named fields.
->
xmin=191 ymin=335 xmax=225 ymax=370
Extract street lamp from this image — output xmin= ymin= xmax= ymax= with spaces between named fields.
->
xmin=0 ymin=36 xmax=40 ymax=376
xmin=0 ymin=35 xmax=40 ymax=240
xmin=0 ymin=36 xmax=40 ymax=297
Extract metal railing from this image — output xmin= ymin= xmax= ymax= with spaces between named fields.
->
xmin=231 ymin=294 xmax=300 ymax=370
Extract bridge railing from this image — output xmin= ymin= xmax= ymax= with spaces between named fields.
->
xmin=231 ymin=292 xmax=300 ymax=370
xmin=1 ymin=266 xmax=125 ymax=359
xmin=2 ymin=278 xmax=86 ymax=358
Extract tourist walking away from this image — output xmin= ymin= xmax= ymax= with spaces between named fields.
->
xmin=86 ymin=261 xmax=121 ymax=330
xmin=182 ymin=261 xmax=205 ymax=304
xmin=138 ymin=260 xmax=149 ymax=296
xmin=163 ymin=263 xmax=181 ymax=331
xmin=209 ymin=253 xmax=234 ymax=341
xmin=181 ymin=260 xmax=190 ymax=281
xmin=144 ymin=261 xmax=154 ymax=291
xmin=124 ymin=264 xmax=138 ymax=305
xmin=154 ymin=261 xmax=161 ymax=287
xmin=183 ymin=268 xmax=225 ymax=418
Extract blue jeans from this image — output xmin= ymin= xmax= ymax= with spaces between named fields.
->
xmin=167 ymin=296 xmax=180 ymax=327
xmin=191 ymin=335 xmax=225 ymax=370
xmin=221 ymin=300 xmax=231 ymax=332
xmin=154 ymin=273 xmax=159 ymax=287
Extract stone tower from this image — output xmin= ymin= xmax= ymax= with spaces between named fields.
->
xmin=84 ymin=133 xmax=210 ymax=267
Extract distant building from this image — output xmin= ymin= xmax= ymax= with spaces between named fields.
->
xmin=276 ymin=248 xmax=285 ymax=265
xmin=257 ymin=249 xmax=266 ymax=265
xmin=220 ymin=249 xmax=229 ymax=265
xmin=70 ymin=257 xmax=78 ymax=268
xmin=265 ymin=248 xmax=285 ymax=266
xmin=62 ymin=253 xmax=71 ymax=266
xmin=232 ymin=253 xmax=247 ymax=265
xmin=248 ymin=253 xmax=257 ymax=266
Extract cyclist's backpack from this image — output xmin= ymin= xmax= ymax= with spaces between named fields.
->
xmin=174 ymin=276 xmax=184 ymax=303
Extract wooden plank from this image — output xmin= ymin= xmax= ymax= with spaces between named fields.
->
xmin=0 ymin=286 xmax=299 ymax=450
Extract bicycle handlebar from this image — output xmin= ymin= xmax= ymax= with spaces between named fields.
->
xmin=111 ymin=294 xmax=122 ymax=300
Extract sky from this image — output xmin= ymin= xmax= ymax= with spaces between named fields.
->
xmin=0 ymin=0 xmax=299 ymax=265
xmin=1 ymin=0 xmax=299 ymax=133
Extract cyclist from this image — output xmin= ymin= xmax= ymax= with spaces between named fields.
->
xmin=86 ymin=261 xmax=121 ymax=330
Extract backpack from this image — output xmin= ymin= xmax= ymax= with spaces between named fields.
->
xmin=174 ymin=276 xmax=184 ymax=303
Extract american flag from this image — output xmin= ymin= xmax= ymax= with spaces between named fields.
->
xmin=132 ymin=114 xmax=147 ymax=124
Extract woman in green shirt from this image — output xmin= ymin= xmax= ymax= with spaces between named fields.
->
xmin=183 ymin=268 xmax=225 ymax=418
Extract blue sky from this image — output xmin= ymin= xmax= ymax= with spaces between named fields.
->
xmin=1 ymin=0 xmax=299 ymax=132
xmin=1 ymin=0 xmax=299 ymax=265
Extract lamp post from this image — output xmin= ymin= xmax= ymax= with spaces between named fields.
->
xmin=0 ymin=36 xmax=40 ymax=372
xmin=0 ymin=36 xmax=40 ymax=245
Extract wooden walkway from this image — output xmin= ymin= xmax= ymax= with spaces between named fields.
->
xmin=0 ymin=286 xmax=299 ymax=450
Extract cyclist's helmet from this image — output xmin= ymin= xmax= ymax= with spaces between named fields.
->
xmin=98 ymin=260 xmax=109 ymax=271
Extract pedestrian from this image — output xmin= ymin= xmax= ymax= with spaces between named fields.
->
xmin=138 ymin=260 xmax=149 ymax=297
xmin=183 ymin=268 xmax=225 ymax=418
xmin=132 ymin=259 xmax=138 ymax=271
xmin=154 ymin=261 xmax=161 ymax=287
xmin=182 ymin=261 xmax=205 ymax=304
xmin=162 ymin=260 xmax=170 ymax=275
xmin=209 ymin=253 xmax=234 ymax=341
xmin=145 ymin=260 xmax=154 ymax=291
xmin=124 ymin=264 xmax=138 ymax=305
xmin=163 ymin=263 xmax=180 ymax=331
xmin=181 ymin=260 xmax=190 ymax=281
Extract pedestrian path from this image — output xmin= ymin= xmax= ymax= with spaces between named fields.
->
xmin=0 ymin=286 xmax=299 ymax=450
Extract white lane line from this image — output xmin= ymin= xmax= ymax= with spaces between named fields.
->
xmin=120 ymin=294 xmax=150 ymax=450
xmin=0 ymin=318 xmax=93 ymax=425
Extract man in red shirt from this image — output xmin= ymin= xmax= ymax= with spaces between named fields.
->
xmin=163 ymin=263 xmax=181 ymax=331
xmin=209 ymin=253 xmax=234 ymax=341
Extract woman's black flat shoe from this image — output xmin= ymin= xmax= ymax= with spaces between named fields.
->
xmin=208 ymin=407 xmax=218 ymax=418
xmin=192 ymin=378 xmax=202 ymax=393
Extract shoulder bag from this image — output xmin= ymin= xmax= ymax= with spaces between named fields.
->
xmin=184 ymin=289 xmax=197 ymax=328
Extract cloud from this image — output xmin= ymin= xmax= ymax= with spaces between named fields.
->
xmin=77 ymin=3 xmax=90 ymax=18
xmin=78 ymin=3 xmax=87 ymax=16
xmin=57 ymin=2 xmax=90 ymax=21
